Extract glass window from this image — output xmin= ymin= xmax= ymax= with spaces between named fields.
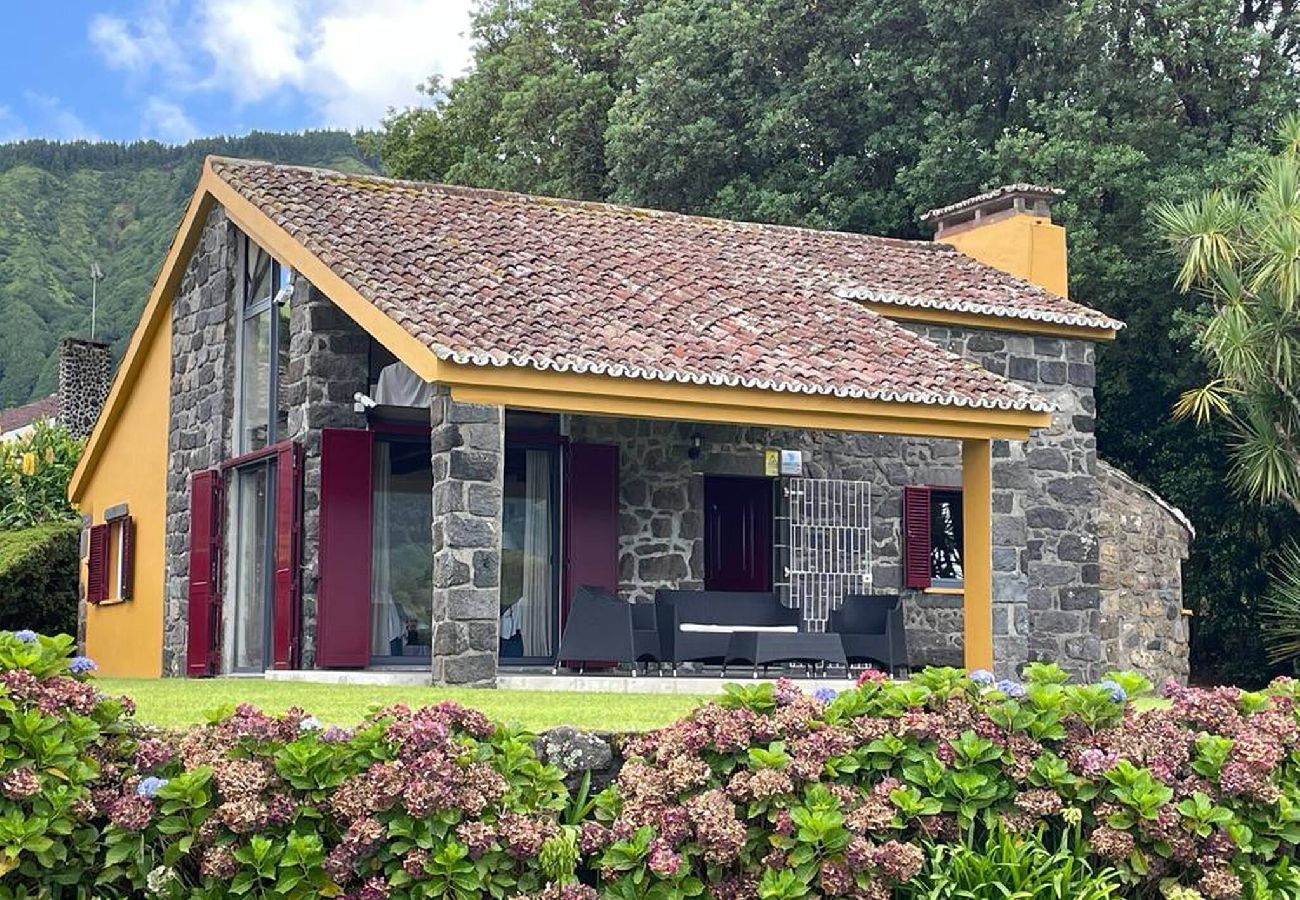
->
xmin=930 ymin=489 xmax=964 ymax=585
xmin=499 ymin=446 xmax=556 ymax=661
xmin=231 ymin=463 xmax=271 ymax=672
xmin=240 ymin=308 xmax=271 ymax=451
xmin=275 ymin=295 xmax=291 ymax=439
xmin=237 ymin=236 xmax=292 ymax=453
xmin=370 ymin=437 xmax=434 ymax=662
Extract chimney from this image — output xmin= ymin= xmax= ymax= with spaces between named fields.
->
xmin=57 ymin=338 xmax=111 ymax=439
xmin=920 ymin=184 xmax=1068 ymax=298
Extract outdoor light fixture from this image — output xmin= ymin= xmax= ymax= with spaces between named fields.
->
xmin=688 ymin=435 xmax=702 ymax=460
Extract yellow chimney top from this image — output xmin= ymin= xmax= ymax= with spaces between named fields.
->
xmin=921 ymin=184 xmax=1068 ymax=298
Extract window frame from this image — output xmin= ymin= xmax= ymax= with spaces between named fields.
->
xmin=927 ymin=488 xmax=965 ymax=588
xmin=236 ymin=235 xmax=292 ymax=455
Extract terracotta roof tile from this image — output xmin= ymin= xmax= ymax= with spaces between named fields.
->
xmin=208 ymin=158 xmax=1091 ymax=413
xmin=0 ymin=394 xmax=57 ymax=435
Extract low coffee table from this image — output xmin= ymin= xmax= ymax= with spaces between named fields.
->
xmin=724 ymin=631 xmax=847 ymax=678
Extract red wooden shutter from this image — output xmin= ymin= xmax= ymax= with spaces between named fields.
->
xmin=564 ymin=443 xmax=620 ymax=624
xmin=903 ymin=485 xmax=933 ymax=589
xmin=87 ymin=524 xmax=109 ymax=604
xmin=272 ymin=443 xmax=304 ymax=670
xmin=317 ymin=429 xmax=373 ymax=668
xmin=119 ymin=517 xmax=135 ymax=600
xmin=186 ymin=470 xmax=224 ymax=676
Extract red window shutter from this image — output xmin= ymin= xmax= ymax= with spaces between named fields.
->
xmin=186 ymin=470 xmax=224 ymax=676
xmin=903 ymin=485 xmax=933 ymax=590
xmin=87 ymin=524 xmax=109 ymax=604
xmin=119 ymin=517 xmax=135 ymax=600
xmin=271 ymin=443 xmax=304 ymax=670
xmin=564 ymin=444 xmax=620 ymax=623
xmin=317 ymin=429 xmax=373 ymax=668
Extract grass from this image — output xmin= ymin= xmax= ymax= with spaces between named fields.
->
xmin=96 ymin=678 xmax=1171 ymax=732
xmin=98 ymin=678 xmax=712 ymax=733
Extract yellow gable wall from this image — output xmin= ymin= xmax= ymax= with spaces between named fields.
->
xmin=80 ymin=312 xmax=171 ymax=677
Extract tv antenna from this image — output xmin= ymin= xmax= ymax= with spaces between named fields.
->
xmin=90 ymin=262 xmax=103 ymax=339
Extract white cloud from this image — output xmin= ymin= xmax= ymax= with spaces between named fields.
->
xmin=0 ymin=106 xmax=24 ymax=142
xmin=22 ymin=93 xmax=98 ymax=141
xmin=89 ymin=8 xmax=187 ymax=76
xmin=143 ymin=97 xmax=201 ymax=143
xmin=89 ymin=0 xmax=475 ymax=130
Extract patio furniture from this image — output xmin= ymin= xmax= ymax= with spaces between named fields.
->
xmin=830 ymin=594 xmax=908 ymax=676
xmin=631 ymin=602 xmax=662 ymax=672
xmin=724 ymin=631 xmax=847 ymax=677
xmin=653 ymin=590 xmax=801 ymax=672
xmin=553 ymin=585 xmax=635 ymax=674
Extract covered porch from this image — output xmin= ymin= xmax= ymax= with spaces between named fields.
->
xmin=414 ymin=360 xmax=1051 ymax=684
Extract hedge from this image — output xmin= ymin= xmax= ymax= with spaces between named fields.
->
xmin=0 ymin=522 xmax=79 ymax=637
xmin=2 ymin=632 xmax=1300 ymax=899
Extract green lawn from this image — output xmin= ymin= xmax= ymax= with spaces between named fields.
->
xmin=98 ymin=678 xmax=712 ymax=732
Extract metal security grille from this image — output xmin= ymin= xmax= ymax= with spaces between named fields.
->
xmin=783 ymin=478 xmax=873 ymax=629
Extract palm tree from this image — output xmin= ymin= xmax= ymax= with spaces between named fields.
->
xmin=1154 ymin=114 xmax=1300 ymax=664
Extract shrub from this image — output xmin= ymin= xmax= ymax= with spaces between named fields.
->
xmin=4 ymin=635 xmax=1300 ymax=899
xmin=591 ymin=665 xmax=1300 ymax=899
xmin=899 ymin=824 xmax=1122 ymax=899
xmin=0 ymin=420 xmax=84 ymax=528
xmin=0 ymin=522 xmax=80 ymax=636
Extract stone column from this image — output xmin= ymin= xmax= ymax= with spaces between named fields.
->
xmin=284 ymin=283 xmax=369 ymax=668
xmin=430 ymin=386 xmax=504 ymax=686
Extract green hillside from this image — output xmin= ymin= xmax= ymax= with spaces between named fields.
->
xmin=0 ymin=132 xmax=374 ymax=406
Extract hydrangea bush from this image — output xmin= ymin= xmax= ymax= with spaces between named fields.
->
xmin=3 ymin=631 xmax=1300 ymax=899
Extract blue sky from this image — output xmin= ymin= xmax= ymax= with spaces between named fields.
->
xmin=0 ymin=1 xmax=474 ymax=143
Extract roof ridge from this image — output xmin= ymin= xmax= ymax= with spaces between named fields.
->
xmin=207 ymin=155 xmax=944 ymax=251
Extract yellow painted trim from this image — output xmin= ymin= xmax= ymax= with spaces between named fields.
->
xmin=962 ymin=438 xmax=994 ymax=671
xmin=858 ymin=301 xmax=1118 ymax=342
xmin=69 ymin=159 xmax=444 ymax=501
xmin=441 ymin=362 xmax=1053 ymax=441
xmin=923 ymin=586 xmax=965 ymax=596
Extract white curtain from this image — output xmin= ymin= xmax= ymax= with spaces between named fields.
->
xmin=519 ymin=450 xmax=553 ymax=657
xmin=370 ymin=442 xmax=404 ymax=657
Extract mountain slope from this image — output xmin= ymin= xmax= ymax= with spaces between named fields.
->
xmin=0 ymin=132 xmax=373 ymax=406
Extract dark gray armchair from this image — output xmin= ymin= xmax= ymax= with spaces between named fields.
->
xmin=554 ymin=585 xmax=660 ymax=674
xmin=830 ymin=594 xmax=908 ymax=676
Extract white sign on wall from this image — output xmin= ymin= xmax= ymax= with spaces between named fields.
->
xmin=779 ymin=449 xmax=804 ymax=476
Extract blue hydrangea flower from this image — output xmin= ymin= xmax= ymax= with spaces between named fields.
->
xmin=67 ymin=656 xmax=97 ymax=676
xmin=996 ymin=679 xmax=1027 ymax=699
xmin=299 ymin=715 xmax=322 ymax=731
xmin=1099 ymin=679 xmax=1128 ymax=703
xmin=136 ymin=776 xmax=168 ymax=798
xmin=813 ymin=687 xmax=838 ymax=704
xmin=970 ymin=669 xmax=995 ymax=686
xmin=13 ymin=630 xmax=37 ymax=643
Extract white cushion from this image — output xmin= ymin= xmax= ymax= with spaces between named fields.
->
xmin=678 ymin=623 xmax=799 ymax=634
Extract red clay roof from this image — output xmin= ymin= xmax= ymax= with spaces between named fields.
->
xmin=208 ymin=158 xmax=1096 ymax=413
xmin=0 ymin=394 xmax=57 ymax=435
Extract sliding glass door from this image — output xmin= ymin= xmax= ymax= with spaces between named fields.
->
xmin=229 ymin=461 xmax=274 ymax=673
xmin=370 ymin=434 xmax=434 ymax=664
xmin=498 ymin=444 xmax=560 ymax=664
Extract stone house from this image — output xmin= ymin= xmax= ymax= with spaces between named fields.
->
xmin=68 ymin=159 xmax=1191 ymax=684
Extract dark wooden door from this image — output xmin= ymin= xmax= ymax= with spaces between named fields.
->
xmin=704 ymin=476 xmax=773 ymax=591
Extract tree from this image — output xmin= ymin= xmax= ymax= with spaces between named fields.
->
xmin=1157 ymin=117 xmax=1300 ymax=664
xmin=1157 ymin=117 xmax=1300 ymax=514
xmin=371 ymin=0 xmax=1300 ymax=682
